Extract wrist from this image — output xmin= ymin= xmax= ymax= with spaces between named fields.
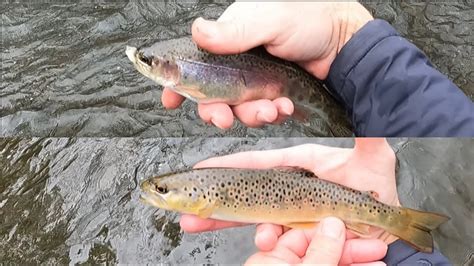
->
xmin=335 ymin=2 xmax=373 ymax=53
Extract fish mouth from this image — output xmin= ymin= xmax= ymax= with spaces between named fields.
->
xmin=125 ymin=45 xmax=154 ymax=78
xmin=139 ymin=191 xmax=165 ymax=208
xmin=139 ymin=180 xmax=166 ymax=207
xmin=125 ymin=46 xmax=138 ymax=63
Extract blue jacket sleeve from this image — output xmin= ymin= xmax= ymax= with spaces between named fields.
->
xmin=384 ymin=240 xmax=451 ymax=265
xmin=325 ymin=19 xmax=474 ymax=137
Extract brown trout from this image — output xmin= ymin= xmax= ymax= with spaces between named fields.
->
xmin=125 ymin=37 xmax=353 ymax=136
xmin=140 ymin=168 xmax=449 ymax=253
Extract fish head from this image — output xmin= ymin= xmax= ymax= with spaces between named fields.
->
xmin=139 ymin=172 xmax=208 ymax=215
xmin=126 ymin=45 xmax=179 ymax=88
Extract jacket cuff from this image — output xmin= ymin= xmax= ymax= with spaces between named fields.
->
xmin=325 ymin=19 xmax=399 ymax=112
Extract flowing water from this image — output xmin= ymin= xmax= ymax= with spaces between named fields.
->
xmin=1 ymin=1 xmax=473 ymax=137
xmin=0 ymin=138 xmax=473 ymax=264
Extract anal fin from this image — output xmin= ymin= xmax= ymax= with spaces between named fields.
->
xmin=285 ymin=222 xmax=319 ymax=229
xmin=346 ymin=222 xmax=371 ymax=238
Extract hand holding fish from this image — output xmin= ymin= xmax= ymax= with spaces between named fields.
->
xmin=141 ymin=138 xmax=448 ymax=262
xmin=245 ymin=216 xmax=387 ymax=265
xmin=161 ymin=2 xmax=373 ymax=129
xmin=180 ymin=139 xmax=400 ymax=249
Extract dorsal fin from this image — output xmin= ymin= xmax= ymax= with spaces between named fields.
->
xmin=361 ymin=190 xmax=380 ymax=200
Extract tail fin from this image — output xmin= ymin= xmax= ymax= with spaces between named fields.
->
xmin=388 ymin=208 xmax=449 ymax=253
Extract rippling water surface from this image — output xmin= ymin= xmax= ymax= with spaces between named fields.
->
xmin=1 ymin=1 xmax=473 ymax=137
xmin=0 ymin=138 xmax=473 ymax=264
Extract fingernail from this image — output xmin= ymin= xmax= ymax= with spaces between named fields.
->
xmin=195 ymin=18 xmax=218 ymax=39
xmin=320 ymin=217 xmax=343 ymax=239
xmin=281 ymin=106 xmax=292 ymax=116
xmin=211 ymin=117 xmax=224 ymax=129
xmin=256 ymin=111 xmax=273 ymax=123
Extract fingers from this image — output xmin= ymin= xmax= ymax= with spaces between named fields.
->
xmin=339 ymin=238 xmax=387 ymax=265
xmin=194 ymin=144 xmax=323 ymax=171
xmin=232 ymin=98 xmax=293 ymax=127
xmin=303 ymin=217 xmax=345 ymax=264
xmin=179 ymin=214 xmax=245 ymax=233
xmin=162 ymin=88 xmax=185 ymax=109
xmin=273 ymin=227 xmax=315 ymax=258
xmin=245 ymin=249 xmax=298 ymax=265
xmin=302 ymin=218 xmax=387 ymax=264
xmin=196 ymin=97 xmax=293 ymax=129
xmin=246 ymin=221 xmax=387 ymax=265
xmin=197 ymin=103 xmax=234 ymax=129
xmin=192 ymin=16 xmax=275 ymax=54
xmin=232 ymin=100 xmax=278 ymax=127
xmin=271 ymin=97 xmax=294 ymax=124
xmin=255 ymin=224 xmax=284 ymax=251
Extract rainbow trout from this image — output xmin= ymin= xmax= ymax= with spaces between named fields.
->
xmin=140 ymin=168 xmax=449 ymax=253
xmin=125 ymin=37 xmax=353 ymax=136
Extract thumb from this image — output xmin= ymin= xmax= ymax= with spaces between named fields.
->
xmin=303 ymin=217 xmax=346 ymax=265
xmin=191 ymin=17 xmax=274 ymax=54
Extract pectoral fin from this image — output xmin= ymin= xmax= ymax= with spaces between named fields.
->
xmin=196 ymin=207 xmax=213 ymax=218
xmin=285 ymin=222 xmax=319 ymax=229
xmin=346 ymin=222 xmax=371 ymax=237
xmin=196 ymin=202 xmax=214 ymax=219
xmin=174 ymin=85 xmax=207 ymax=101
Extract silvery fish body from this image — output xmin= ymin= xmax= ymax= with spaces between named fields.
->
xmin=126 ymin=37 xmax=353 ymax=136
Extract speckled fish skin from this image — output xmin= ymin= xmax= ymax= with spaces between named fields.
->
xmin=125 ymin=37 xmax=353 ymax=136
xmin=140 ymin=168 xmax=449 ymax=253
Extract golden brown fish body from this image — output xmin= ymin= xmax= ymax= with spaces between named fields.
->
xmin=140 ymin=168 xmax=449 ymax=253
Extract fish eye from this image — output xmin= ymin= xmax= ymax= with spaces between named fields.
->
xmin=156 ymin=186 xmax=168 ymax=194
xmin=153 ymin=183 xmax=168 ymax=194
xmin=138 ymin=52 xmax=152 ymax=66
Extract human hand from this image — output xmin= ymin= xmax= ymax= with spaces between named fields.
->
xmin=180 ymin=138 xmax=400 ymax=251
xmin=245 ymin=217 xmax=387 ymax=265
xmin=163 ymin=2 xmax=373 ymax=128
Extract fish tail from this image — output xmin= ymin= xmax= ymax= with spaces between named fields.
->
xmin=387 ymin=208 xmax=449 ymax=253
